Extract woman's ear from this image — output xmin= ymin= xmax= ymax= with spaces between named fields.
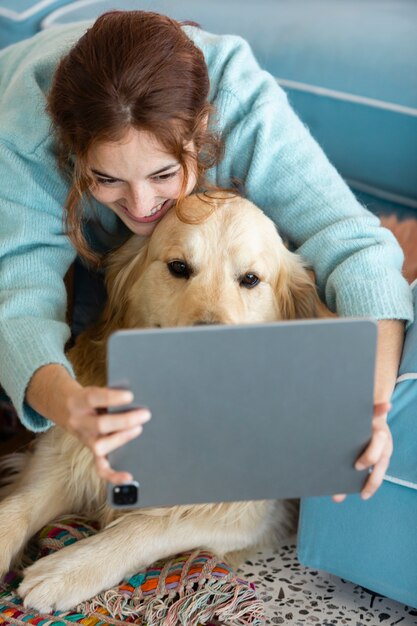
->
xmin=275 ymin=249 xmax=325 ymax=320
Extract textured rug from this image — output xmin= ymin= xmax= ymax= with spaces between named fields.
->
xmin=244 ymin=538 xmax=417 ymax=625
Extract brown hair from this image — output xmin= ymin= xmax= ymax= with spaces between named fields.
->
xmin=47 ymin=10 xmax=223 ymax=266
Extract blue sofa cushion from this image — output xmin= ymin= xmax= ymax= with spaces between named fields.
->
xmin=0 ymin=0 xmax=73 ymax=48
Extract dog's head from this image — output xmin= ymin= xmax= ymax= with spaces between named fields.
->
xmin=102 ymin=192 xmax=322 ymax=331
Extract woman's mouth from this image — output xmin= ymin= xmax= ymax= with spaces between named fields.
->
xmin=118 ymin=199 xmax=175 ymax=223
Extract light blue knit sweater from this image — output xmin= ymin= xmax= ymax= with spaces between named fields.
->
xmin=0 ymin=22 xmax=413 ymax=432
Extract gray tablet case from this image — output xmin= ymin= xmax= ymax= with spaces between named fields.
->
xmin=107 ymin=319 xmax=376 ymax=508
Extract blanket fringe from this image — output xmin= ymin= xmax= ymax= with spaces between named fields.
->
xmin=81 ymin=578 xmax=265 ymax=625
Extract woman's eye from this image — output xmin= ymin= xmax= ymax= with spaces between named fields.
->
xmin=168 ymin=260 xmax=191 ymax=279
xmin=96 ymin=176 xmax=118 ymax=185
xmin=153 ymin=170 xmax=179 ymax=183
xmin=240 ymin=273 xmax=260 ymax=289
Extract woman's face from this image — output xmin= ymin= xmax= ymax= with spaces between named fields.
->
xmin=86 ymin=127 xmax=197 ymax=236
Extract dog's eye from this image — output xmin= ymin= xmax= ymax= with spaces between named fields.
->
xmin=168 ymin=260 xmax=191 ymax=279
xmin=240 ymin=273 xmax=260 ymax=289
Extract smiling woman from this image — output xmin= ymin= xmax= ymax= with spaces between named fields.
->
xmin=86 ymin=128 xmax=196 ymax=236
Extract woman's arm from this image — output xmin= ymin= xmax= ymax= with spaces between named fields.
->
xmin=374 ymin=320 xmax=405 ymax=404
xmin=0 ymin=142 xmax=76 ymax=431
xmin=0 ymin=25 xmax=88 ymax=432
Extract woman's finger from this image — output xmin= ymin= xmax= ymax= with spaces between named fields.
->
xmin=92 ymin=425 xmax=143 ymax=457
xmin=96 ymin=409 xmax=151 ymax=435
xmin=95 ymin=454 xmax=133 ymax=484
xmin=332 ymin=493 xmax=346 ymax=503
xmin=360 ymin=452 xmax=391 ymax=499
xmin=83 ymin=386 xmax=134 ymax=410
xmin=355 ymin=427 xmax=391 ymax=470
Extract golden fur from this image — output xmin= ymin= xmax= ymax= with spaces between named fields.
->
xmin=0 ymin=192 xmax=324 ymax=612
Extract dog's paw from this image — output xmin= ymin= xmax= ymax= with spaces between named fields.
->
xmin=18 ymin=552 xmax=100 ymax=612
xmin=19 ymin=569 xmax=60 ymax=613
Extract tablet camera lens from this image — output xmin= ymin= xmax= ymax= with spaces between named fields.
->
xmin=113 ymin=483 xmax=138 ymax=506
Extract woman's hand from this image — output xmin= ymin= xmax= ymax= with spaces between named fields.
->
xmin=333 ymin=401 xmax=393 ymax=503
xmin=63 ymin=385 xmax=151 ymax=484
xmin=354 ymin=401 xmax=393 ymax=498
xmin=26 ymin=363 xmax=151 ymax=483
xmin=333 ymin=319 xmax=404 ymax=503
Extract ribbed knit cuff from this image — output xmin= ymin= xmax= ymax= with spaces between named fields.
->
xmin=0 ymin=318 xmax=75 ymax=432
xmin=331 ymin=273 xmax=414 ymax=323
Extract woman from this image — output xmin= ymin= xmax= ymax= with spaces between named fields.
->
xmin=0 ymin=11 xmax=411 ymax=496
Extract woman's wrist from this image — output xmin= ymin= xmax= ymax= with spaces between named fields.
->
xmin=374 ymin=319 xmax=405 ymax=405
xmin=26 ymin=363 xmax=81 ymax=427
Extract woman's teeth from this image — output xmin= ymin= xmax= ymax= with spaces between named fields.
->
xmin=146 ymin=202 xmax=164 ymax=217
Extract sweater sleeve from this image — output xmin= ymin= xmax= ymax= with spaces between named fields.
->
xmin=0 ymin=140 xmax=77 ymax=432
xmin=201 ymin=32 xmax=413 ymax=322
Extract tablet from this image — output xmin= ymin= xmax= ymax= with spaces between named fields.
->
xmin=106 ymin=318 xmax=376 ymax=509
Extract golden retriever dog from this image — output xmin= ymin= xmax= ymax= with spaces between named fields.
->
xmin=0 ymin=192 xmax=324 ymax=612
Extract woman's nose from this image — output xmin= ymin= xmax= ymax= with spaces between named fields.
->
xmin=126 ymin=183 xmax=157 ymax=217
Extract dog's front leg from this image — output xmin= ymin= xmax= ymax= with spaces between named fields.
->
xmin=0 ymin=478 xmax=75 ymax=579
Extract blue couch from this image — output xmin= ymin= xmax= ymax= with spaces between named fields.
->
xmin=1 ymin=0 xmax=417 ymax=608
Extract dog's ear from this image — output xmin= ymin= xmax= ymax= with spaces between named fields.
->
xmin=101 ymin=235 xmax=150 ymax=331
xmin=275 ymin=250 xmax=324 ymax=320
